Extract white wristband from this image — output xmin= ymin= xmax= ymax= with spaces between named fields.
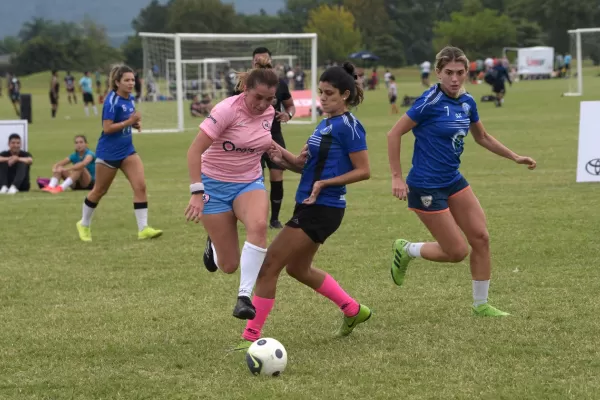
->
xmin=190 ymin=182 xmax=205 ymax=194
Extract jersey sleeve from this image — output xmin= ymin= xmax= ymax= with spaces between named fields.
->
xmin=467 ymin=96 xmax=480 ymax=124
xmin=278 ymin=80 xmax=292 ymax=101
xmin=339 ymin=117 xmax=368 ymax=153
xmin=0 ymin=151 xmax=10 ymax=157
xmin=68 ymin=152 xmax=77 ymax=164
xmin=102 ymin=94 xmax=117 ymax=121
xmin=406 ymin=88 xmax=437 ymax=124
xmin=199 ymin=101 xmax=234 ymax=140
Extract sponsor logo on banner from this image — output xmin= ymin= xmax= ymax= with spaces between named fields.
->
xmin=576 ymin=101 xmax=600 ymax=183
xmin=291 ymin=90 xmax=322 ymax=118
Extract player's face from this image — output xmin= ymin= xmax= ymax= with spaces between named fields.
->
xmin=246 ymin=84 xmax=276 ymax=114
xmin=74 ymin=137 xmax=86 ymax=152
xmin=9 ymin=139 xmax=21 ymax=153
xmin=117 ymin=72 xmax=135 ymax=94
xmin=437 ymin=61 xmax=467 ymax=97
xmin=253 ymin=53 xmax=271 ymax=68
xmin=318 ymin=81 xmax=348 ymax=116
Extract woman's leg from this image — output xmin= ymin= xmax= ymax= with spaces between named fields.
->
xmin=231 ymin=188 xmax=269 ymax=318
xmin=120 ymin=154 xmax=161 ymax=238
xmin=201 ymin=211 xmax=240 ymax=274
xmin=448 ymin=187 xmax=508 ymax=316
xmin=64 ymin=168 xmax=91 ymax=191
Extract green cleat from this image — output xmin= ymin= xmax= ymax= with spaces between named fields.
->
xmin=336 ymin=305 xmax=372 ymax=337
xmin=76 ymin=220 xmax=92 ymax=242
xmin=138 ymin=226 xmax=163 ymax=240
xmin=391 ymin=239 xmax=413 ymax=287
xmin=472 ymin=303 xmax=510 ymax=317
xmin=233 ymin=339 xmax=253 ymax=352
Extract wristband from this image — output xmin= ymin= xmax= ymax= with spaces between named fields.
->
xmin=190 ymin=182 xmax=205 ymax=195
xmin=288 ymin=112 xmax=293 ymax=120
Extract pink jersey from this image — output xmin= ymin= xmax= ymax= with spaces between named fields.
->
xmin=200 ymin=94 xmax=275 ymax=183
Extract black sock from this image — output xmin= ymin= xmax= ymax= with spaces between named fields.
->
xmin=52 ymin=109 xmax=56 ymax=118
xmin=270 ymin=181 xmax=283 ymax=221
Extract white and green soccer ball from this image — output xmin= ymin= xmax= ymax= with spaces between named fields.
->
xmin=245 ymin=338 xmax=288 ymax=377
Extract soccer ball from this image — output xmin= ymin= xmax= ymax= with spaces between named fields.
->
xmin=245 ymin=338 xmax=288 ymax=377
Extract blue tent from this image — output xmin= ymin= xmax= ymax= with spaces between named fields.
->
xmin=349 ymin=51 xmax=380 ymax=61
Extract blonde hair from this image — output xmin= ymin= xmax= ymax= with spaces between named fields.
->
xmin=435 ymin=46 xmax=469 ymax=96
xmin=235 ymin=56 xmax=279 ymax=92
xmin=109 ymin=64 xmax=135 ymax=92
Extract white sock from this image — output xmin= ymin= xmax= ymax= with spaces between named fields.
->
xmin=406 ymin=242 xmax=424 ymax=258
xmin=472 ymin=280 xmax=490 ymax=307
xmin=134 ymin=205 xmax=148 ymax=231
xmin=81 ymin=201 xmax=96 ymax=227
xmin=92 ymin=106 xmax=98 ymax=115
xmin=238 ymin=241 xmax=267 ymax=298
xmin=211 ymin=242 xmax=220 ymax=270
xmin=84 ymin=107 xmax=89 ymax=116
xmin=48 ymin=177 xmax=59 ymax=188
xmin=60 ymin=177 xmax=73 ymax=190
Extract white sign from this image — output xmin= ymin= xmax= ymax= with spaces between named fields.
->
xmin=517 ymin=46 xmax=554 ymax=76
xmin=576 ymin=101 xmax=600 ymax=182
xmin=0 ymin=120 xmax=28 ymax=152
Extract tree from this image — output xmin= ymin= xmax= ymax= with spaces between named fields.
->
xmin=132 ymin=0 xmax=170 ymax=33
xmin=0 ymin=36 xmax=20 ymax=55
xmin=304 ymin=5 xmax=362 ymax=63
xmin=279 ymin=0 xmax=343 ymax=33
xmin=167 ymin=0 xmax=237 ymax=33
xmin=18 ymin=18 xmax=54 ymax=43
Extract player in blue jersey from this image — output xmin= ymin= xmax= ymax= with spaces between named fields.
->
xmin=42 ymin=135 xmax=96 ymax=193
xmin=387 ymin=46 xmax=536 ymax=317
xmin=234 ymin=62 xmax=372 ymax=350
xmin=79 ymin=71 xmax=98 ymax=117
xmin=76 ymin=64 xmax=162 ymax=242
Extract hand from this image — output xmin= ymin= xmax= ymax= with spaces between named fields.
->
xmin=392 ymin=177 xmax=409 ymax=200
xmin=133 ymin=122 xmax=141 ymax=132
xmin=296 ymin=144 xmax=309 ymax=166
xmin=267 ymin=141 xmax=283 ymax=163
xmin=185 ymin=194 xmax=205 ymax=223
xmin=129 ymin=111 xmax=142 ymax=124
xmin=7 ymin=155 xmax=18 ymax=166
xmin=53 ymin=166 xmax=63 ymax=173
xmin=515 ymin=155 xmax=536 ymax=170
xmin=275 ymin=111 xmax=290 ymax=123
xmin=303 ymin=180 xmax=323 ymax=204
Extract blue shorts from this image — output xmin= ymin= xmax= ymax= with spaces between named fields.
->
xmin=407 ymin=176 xmax=470 ymax=213
xmin=202 ymin=174 xmax=266 ymax=215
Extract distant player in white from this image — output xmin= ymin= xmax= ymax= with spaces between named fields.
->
xmin=420 ymin=61 xmax=431 ymax=87
xmin=384 ymin=69 xmax=392 ymax=88
xmin=484 ymin=57 xmax=494 ymax=71
xmin=388 ymin=75 xmax=399 ymax=114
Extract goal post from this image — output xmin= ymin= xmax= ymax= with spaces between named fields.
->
xmin=139 ymin=32 xmax=318 ymax=133
xmin=564 ymin=28 xmax=600 ymax=97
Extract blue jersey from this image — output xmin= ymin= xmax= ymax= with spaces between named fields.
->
xmin=296 ymin=112 xmax=367 ymax=208
xmin=96 ymin=91 xmax=136 ymax=160
xmin=79 ymin=76 xmax=93 ymax=93
xmin=69 ymin=149 xmax=96 ymax=180
xmin=405 ymin=84 xmax=479 ymax=188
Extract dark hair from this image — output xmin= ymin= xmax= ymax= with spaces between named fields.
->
xmin=8 ymin=133 xmax=20 ymax=143
xmin=252 ymin=47 xmax=271 ymax=57
xmin=74 ymin=135 xmax=88 ymax=143
xmin=109 ymin=64 xmax=135 ymax=92
xmin=319 ymin=62 xmax=364 ymax=108
xmin=235 ymin=56 xmax=279 ymax=92
xmin=51 ymin=70 xmax=57 ymax=75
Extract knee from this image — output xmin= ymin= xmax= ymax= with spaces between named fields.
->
xmin=245 ymin=219 xmax=268 ymax=240
xmin=219 ymin=261 xmax=238 ymax=274
xmin=89 ymin=185 xmax=109 ymax=199
xmin=444 ymin=243 xmax=470 ymax=263
xmin=132 ymin=181 xmax=147 ymax=195
xmin=285 ymin=265 xmax=302 ymax=280
xmin=468 ymin=230 xmax=490 ymax=250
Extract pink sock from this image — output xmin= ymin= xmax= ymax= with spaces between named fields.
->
xmin=242 ymin=296 xmax=275 ymax=341
xmin=315 ymin=274 xmax=360 ymax=317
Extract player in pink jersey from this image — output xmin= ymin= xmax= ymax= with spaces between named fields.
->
xmin=185 ymin=58 xmax=280 ymax=320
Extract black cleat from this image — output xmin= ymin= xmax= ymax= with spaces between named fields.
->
xmin=233 ymin=296 xmax=256 ymax=320
xmin=269 ymin=220 xmax=284 ymax=229
xmin=203 ymin=236 xmax=218 ymax=272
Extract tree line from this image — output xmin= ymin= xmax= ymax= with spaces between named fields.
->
xmin=1 ymin=0 xmax=599 ymax=76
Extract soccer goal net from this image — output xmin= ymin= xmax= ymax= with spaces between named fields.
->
xmin=563 ymin=28 xmax=600 ymax=97
xmin=138 ymin=33 xmax=318 ymax=133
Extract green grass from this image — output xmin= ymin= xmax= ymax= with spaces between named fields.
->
xmin=1 ymin=68 xmax=600 ymax=400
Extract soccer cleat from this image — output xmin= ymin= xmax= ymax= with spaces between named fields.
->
xmin=269 ymin=220 xmax=284 ymax=229
xmin=203 ymin=236 xmax=218 ymax=272
xmin=43 ymin=186 xmax=64 ymax=194
xmin=7 ymin=185 xmax=18 ymax=195
xmin=233 ymin=296 xmax=256 ymax=320
xmin=232 ymin=339 xmax=253 ymax=352
xmin=76 ymin=220 xmax=92 ymax=242
xmin=0 ymin=186 xmax=7 ymax=194
xmin=138 ymin=226 xmax=163 ymax=240
xmin=472 ymin=303 xmax=510 ymax=317
xmin=391 ymin=239 xmax=413 ymax=287
xmin=336 ymin=304 xmax=372 ymax=337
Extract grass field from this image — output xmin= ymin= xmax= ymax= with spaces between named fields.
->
xmin=1 ymin=68 xmax=600 ymax=400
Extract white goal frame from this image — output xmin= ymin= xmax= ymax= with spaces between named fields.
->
xmin=563 ymin=27 xmax=600 ymax=97
xmin=139 ymin=32 xmax=318 ymax=132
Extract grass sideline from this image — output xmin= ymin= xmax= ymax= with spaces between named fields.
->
xmin=1 ymin=68 xmax=600 ymax=399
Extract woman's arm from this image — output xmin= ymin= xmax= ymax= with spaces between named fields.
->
xmin=102 ymin=111 xmax=141 ymax=134
xmin=187 ymin=129 xmax=214 ymax=184
xmin=470 ymin=121 xmax=536 ymax=169
xmin=65 ymin=155 xmax=94 ymax=171
xmin=387 ymin=114 xmax=417 ymax=179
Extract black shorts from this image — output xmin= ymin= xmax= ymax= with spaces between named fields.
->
xmin=67 ymin=87 xmax=75 ymax=93
xmin=96 ymin=152 xmax=136 ymax=169
xmin=286 ymin=203 xmax=345 ymax=244
xmin=73 ymin=180 xmax=95 ymax=190
xmin=421 ymin=72 xmax=430 ymax=80
xmin=10 ymin=92 xmax=20 ymax=102
xmin=83 ymin=92 xmax=94 ymax=104
xmin=49 ymin=92 xmax=58 ymax=105
xmin=261 ymin=133 xmax=286 ymax=171
xmin=492 ymin=81 xmax=506 ymax=94
xmin=389 ymin=95 xmax=397 ymax=104
xmin=407 ymin=176 xmax=470 ymax=213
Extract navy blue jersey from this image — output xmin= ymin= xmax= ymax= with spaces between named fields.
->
xmin=296 ymin=112 xmax=367 ymax=208
xmin=96 ymin=91 xmax=136 ymax=160
xmin=405 ymin=84 xmax=479 ymax=188
xmin=492 ymin=64 xmax=512 ymax=84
